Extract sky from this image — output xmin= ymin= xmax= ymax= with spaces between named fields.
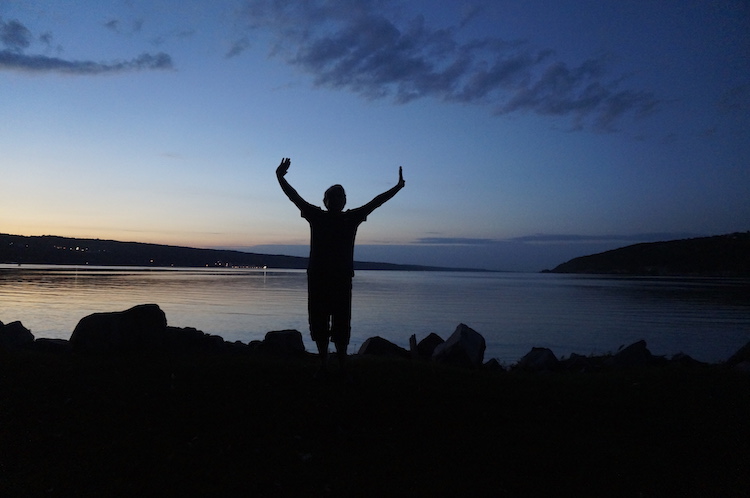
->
xmin=1 ymin=0 xmax=748 ymax=271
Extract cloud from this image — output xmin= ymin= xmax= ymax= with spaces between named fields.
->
xmin=226 ymin=37 xmax=251 ymax=58
xmin=417 ymin=232 xmax=703 ymax=246
xmin=416 ymin=237 xmax=499 ymax=245
xmin=38 ymin=31 xmax=53 ymax=47
xmin=104 ymin=17 xmax=145 ymax=35
xmin=151 ymin=28 xmax=195 ymax=47
xmin=508 ymin=233 xmax=702 ymax=244
xmin=238 ymin=0 xmax=659 ymax=131
xmin=103 ymin=19 xmax=120 ymax=32
xmin=0 ymin=50 xmax=173 ymax=74
xmin=497 ymin=60 xmax=658 ymax=130
xmin=0 ymin=17 xmax=173 ymax=75
xmin=1 ymin=17 xmax=32 ymax=51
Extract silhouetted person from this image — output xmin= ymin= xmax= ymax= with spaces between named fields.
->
xmin=276 ymin=157 xmax=405 ymax=376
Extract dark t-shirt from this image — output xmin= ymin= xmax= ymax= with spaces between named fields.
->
xmin=301 ymin=205 xmax=368 ymax=278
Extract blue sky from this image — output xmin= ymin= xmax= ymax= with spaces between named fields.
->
xmin=1 ymin=0 xmax=748 ymax=271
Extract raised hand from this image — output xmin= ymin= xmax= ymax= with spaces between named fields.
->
xmin=276 ymin=157 xmax=291 ymax=177
xmin=398 ymin=166 xmax=405 ymax=188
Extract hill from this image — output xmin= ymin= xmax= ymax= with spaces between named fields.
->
xmin=548 ymin=232 xmax=750 ymax=276
xmin=0 ymin=233 xmax=473 ymax=271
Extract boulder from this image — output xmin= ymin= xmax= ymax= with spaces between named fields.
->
xmin=432 ymin=324 xmax=486 ymax=367
xmin=670 ymin=352 xmax=706 ymax=367
xmin=727 ymin=341 xmax=750 ymax=366
xmin=164 ymin=326 xmax=226 ymax=353
xmin=483 ymin=358 xmax=505 ymax=371
xmin=560 ymin=352 xmax=592 ymax=372
xmin=415 ymin=333 xmax=444 ymax=360
xmin=261 ymin=329 xmax=305 ymax=357
xmin=70 ymin=304 xmax=168 ymax=354
xmin=358 ymin=336 xmax=409 ymax=359
xmin=31 ymin=338 xmax=72 ymax=354
xmin=226 ymin=340 xmax=252 ymax=354
xmin=516 ymin=347 xmax=559 ymax=372
xmin=0 ymin=321 xmax=34 ymax=350
xmin=605 ymin=340 xmax=659 ymax=368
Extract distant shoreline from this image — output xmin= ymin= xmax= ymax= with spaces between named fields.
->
xmin=1 ymin=262 xmax=497 ymax=274
xmin=0 ymin=233 xmax=489 ymax=272
xmin=546 ymin=232 xmax=750 ymax=277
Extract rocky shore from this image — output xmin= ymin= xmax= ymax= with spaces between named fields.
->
xmin=2 ymin=304 xmax=749 ymax=496
xmin=2 ymin=303 xmax=749 ymax=372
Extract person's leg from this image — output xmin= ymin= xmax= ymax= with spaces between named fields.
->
xmin=330 ymin=278 xmax=353 ymax=372
xmin=308 ymin=274 xmax=332 ymax=373
xmin=315 ymin=336 xmax=330 ymax=371
xmin=332 ymin=339 xmax=347 ymax=371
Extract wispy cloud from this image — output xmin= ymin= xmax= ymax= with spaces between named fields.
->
xmin=151 ymin=28 xmax=195 ymax=47
xmin=417 ymin=237 xmax=498 ymax=245
xmin=0 ymin=49 xmax=173 ymax=74
xmin=417 ymin=233 xmax=702 ymax=245
xmin=103 ymin=17 xmax=145 ymax=35
xmin=0 ymin=17 xmax=173 ymax=75
xmin=103 ymin=19 xmax=120 ymax=33
xmin=237 ymin=0 xmax=659 ymax=131
xmin=226 ymin=36 xmax=251 ymax=59
xmin=0 ymin=17 xmax=31 ymax=51
xmin=508 ymin=233 xmax=703 ymax=243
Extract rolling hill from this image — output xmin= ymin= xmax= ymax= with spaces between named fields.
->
xmin=0 ymin=233 xmax=473 ymax=272
xmin=547 ymin=232 xmax=750 ymax=276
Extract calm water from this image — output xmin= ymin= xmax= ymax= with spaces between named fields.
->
xmin=1 ymin=264 xmax=749 ymax=364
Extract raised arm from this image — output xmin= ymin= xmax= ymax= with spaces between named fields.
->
xmin=276 ymin=157 xmax=312 ymax=211
xmin=359 ymin=166 xmax=405 ymax=216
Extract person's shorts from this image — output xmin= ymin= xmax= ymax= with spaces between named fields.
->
xmin=307 ymin=274 xmax=352 ymax=345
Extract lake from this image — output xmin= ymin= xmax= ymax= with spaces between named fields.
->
xmin=1 ymin=264 xmax=749 ymax=364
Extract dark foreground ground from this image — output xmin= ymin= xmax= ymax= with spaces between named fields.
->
xmin=1 ymin=350 xmax=749 ymax=497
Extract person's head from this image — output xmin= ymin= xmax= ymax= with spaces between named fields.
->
xmin=324 ymin=184 xmax=346 ymax=212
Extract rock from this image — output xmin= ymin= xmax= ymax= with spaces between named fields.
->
xmin=727 ymin=341 xmax=750 ymax=366
xmin=516 ymin=347 xmax=559 ymax=372
xmin=261 ymin=330 xmax=305 ymax=356
xmin=432 ymin=324 xmax=486 ymax=367
xmin=483 ymin=358 xmax=505 ymax=371
xmin=70 ymin=304 xmax=168 ymax=354
xmin=358 ymin=336 xmax=410 ymax=359
xmin=226 ymin=340 xmax=251 ymax=354
xmin=205 ymin=334 xmax=226 ymax=350
xmin=606 ymin=340 xmax=658 ymax=368
xmin=164 ymin=326 xmax=226 ymax=353
xmin=415 ymin=333 xmax=445 ymax=360
xmin=670 ymin=352 xmax=706 ymax=367
xmin=560 ymin=352 xmax=593 ymax=372
xmin=0 ymin=321 xmax=34 ymax=350
xmin=30 ymin=338 xmax=72 ymax=354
